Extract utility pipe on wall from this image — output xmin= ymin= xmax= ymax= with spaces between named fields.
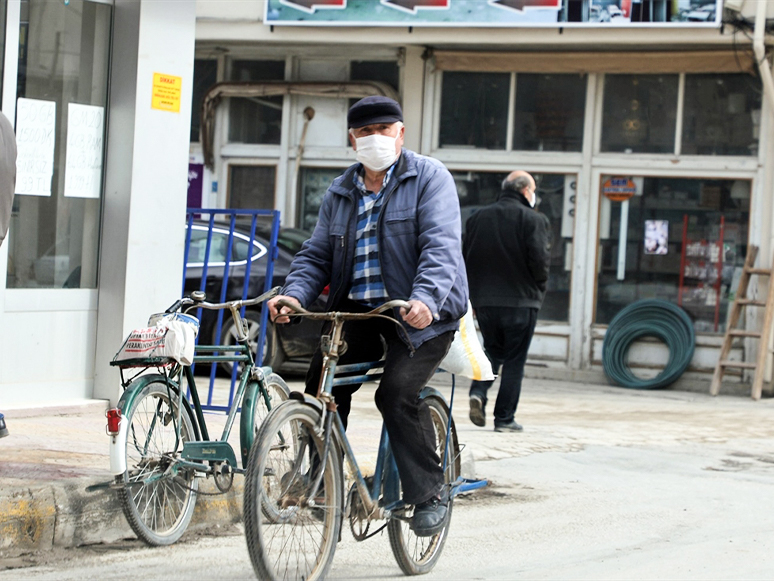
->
xmin=753 ymin=0 xmax=774 ymax=114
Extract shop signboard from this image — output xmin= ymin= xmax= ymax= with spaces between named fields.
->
xmin=266 ymin=0 xmax=722 ymax=27
xmin=602 ymin=177 xmax=637 ymax=202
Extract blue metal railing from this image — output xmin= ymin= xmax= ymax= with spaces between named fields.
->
xmin=182 ymin=209 xmax=281 ymax=412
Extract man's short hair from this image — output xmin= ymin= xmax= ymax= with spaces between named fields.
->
xmin=502 ymin=174 xmax=532 ymax=195
xmin=347 ymin=96 xmax=403 ymax=129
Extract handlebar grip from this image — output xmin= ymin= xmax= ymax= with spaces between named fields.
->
xmin=277 ymin=298 xmax=310 ymax=315
xmin=165 ymin=299 xmax=185 ymax=314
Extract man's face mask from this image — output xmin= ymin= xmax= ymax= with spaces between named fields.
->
xmin=354 ymin=132 xmax=400 ymax=172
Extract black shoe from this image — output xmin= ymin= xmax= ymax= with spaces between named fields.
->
xmin=494 ymin=420 xmax=523 ymax=432
xmin=469 ymin=395 xmax=485 ymax=427
xmin=410 ymin=487 xmax=449 ymax=537
xmin=0 ymin=414 xmax=7 ymax=439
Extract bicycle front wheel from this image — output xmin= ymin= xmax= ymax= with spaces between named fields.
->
xmin=388 ymin=394 xmax=460 ymax=575
xmin=117 ymin=380 xmax=198 ymax=546
xmin=244 ymin=401 xmax=342 ymax=581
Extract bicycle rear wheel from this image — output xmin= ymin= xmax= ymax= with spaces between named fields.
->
xmin=388 ymin=394 xmax=460 ymax=575
xmin=251 ymin=372 xmax=289 ymax=434
xmin=244 ymin=401 xmax=342 ymax=581
xmin=117 ymin=380 xmax=198 ymax=546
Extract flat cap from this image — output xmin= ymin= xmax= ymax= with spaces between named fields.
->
xmin=347 ymin=96 xmax=403 ymax=129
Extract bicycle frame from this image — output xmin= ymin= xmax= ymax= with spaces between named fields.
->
xmin=275 ymin=297 xmax=486 ymax=521
xmin=109 ymin=288 xmax=282 ymax=477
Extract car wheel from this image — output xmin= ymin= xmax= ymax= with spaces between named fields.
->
xmin=217 ymin=310 xmax=284 ymax=375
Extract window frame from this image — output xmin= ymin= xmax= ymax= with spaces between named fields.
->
xmin=595 ymin=72 xmax=761 ymax=160
xmin=429 ymin=70 xmax=589 ymax=163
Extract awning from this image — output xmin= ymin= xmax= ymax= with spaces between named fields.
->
xmin=432 ymin=50 xmax=758 ymax=75
xmin=200 ymin=81 xmax=399 ymax=169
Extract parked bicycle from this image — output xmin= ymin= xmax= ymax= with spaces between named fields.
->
xmin=106 ymin=286 xmax=289 ymax=546
xmin=243 ymin=299 xmax=471 ymax=580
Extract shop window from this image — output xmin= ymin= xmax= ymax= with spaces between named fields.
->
xmin=601 ymin=74 xmax=679 ymax=154
xmin=350 ymin=60 xmax=399 ymax=92
xmin=227 ymin=60 xmax=284 ymax=145
xmin=228 ymin=165 xmax=276 ymax=210
xmin=455 ymin=171 xmax=573 ymax=322
xmin=298 ymin=167 xmax=347 ymax=232
xmin=190 ymin=59 xmax=217 ymax=143
xmin=595 ymin=176 xmax=750 ymax=334
xmin=513 ymin=74 xmax=586 ymax=152
xmin=681 ymin=73 xmax=762 ymax=156
xmin=6 ymin=0 xmax=111 ymax=289
xmin=440 ymin=72 xmax=509 ymax=150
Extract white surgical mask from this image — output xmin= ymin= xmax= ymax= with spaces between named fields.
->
xmin=355 ymin=133 xmax=399 ymax=172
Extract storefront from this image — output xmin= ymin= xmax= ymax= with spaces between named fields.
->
xmin=193 ymin=0 xmax=773 ymax=385
xmin=0 ymin=0 xmax=196 ymax=406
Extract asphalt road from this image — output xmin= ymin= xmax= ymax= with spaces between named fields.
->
xmin=5 ymin=379 xmax=774 ymax=580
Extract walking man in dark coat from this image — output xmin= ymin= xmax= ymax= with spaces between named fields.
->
xmin=463 ymin=170 xmax=550 ymax=432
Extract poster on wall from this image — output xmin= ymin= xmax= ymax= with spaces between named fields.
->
xmin=15 ymin=98 xmax=56 ymax=197
xmin=64 ymin=103 xmax=105 ymax=199
xmin=265 ymin=0 xmax=721 ymax=27
xmin=644 ymin=220 xmax=669 ymax=255
xmin=187 ymin=162 xmax=204 ymax=209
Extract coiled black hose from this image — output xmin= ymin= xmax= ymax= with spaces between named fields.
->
xmin=602 ymin=299 xmax=695 ymax=389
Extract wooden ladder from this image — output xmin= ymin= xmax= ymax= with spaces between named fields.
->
xmin=710 ymin=245 xmax=774 ymax=399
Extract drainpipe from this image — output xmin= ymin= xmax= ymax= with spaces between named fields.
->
xmin=753 ymin=0 xmax=774 ymax=113
xmin=754 ymin=0 xmax=774 ymax=384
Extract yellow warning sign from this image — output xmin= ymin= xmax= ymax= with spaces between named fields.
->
xmin=151 ymin=73 xmax=182 ymax=113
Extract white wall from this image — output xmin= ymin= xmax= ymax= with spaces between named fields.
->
xmin=92 ymin=0 xmax=197 ymax=406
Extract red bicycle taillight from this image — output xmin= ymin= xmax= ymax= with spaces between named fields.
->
xmin=106 ymin=408 xmax=122 ymax=435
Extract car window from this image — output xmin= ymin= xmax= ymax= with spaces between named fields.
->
xmin=277 ymin=230 xmax=311 ymax=254
xmin=187 ymin=225 xmax=267 ymax=266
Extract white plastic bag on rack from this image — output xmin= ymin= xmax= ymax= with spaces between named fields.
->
xmin=113 ymin=313 xmax=199 ymax=366
xmin=439 ymin=302 xmax=495 ymax=381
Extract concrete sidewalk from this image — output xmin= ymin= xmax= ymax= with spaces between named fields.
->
xmin=2 ymin=373 xmax=772 ymax=560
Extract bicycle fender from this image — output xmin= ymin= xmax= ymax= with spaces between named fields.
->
xmin=239 ymin=379 xmax=261 ymax=469
xmin=110 ymin=374 xmax=197 ymax=475
xmin=419 ymin=386 xmax=447 ymax=406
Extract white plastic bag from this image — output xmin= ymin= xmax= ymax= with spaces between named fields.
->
xmin=439 ymin=302 xmax=495 ymax=381
xmin=113 ymin=313 xmax=199 ymax=366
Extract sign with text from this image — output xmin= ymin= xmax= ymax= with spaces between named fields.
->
xmin=15 ymin=98 xmax=56 ymax=197
xmin=266 ymin=0 xmax=721 ymax=27
xmin=64 ymin=103 xmax=105 ymax=199
xmin=152 ymin=73 xmax=182 ymax=113
xmin=602 ymin=177 xmax=637 ymax=202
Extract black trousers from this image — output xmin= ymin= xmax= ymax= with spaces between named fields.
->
xmin=469 ymin=306 xmax=538 ymax=426
xmin=304 ymin=300 xmax=454 ymax=505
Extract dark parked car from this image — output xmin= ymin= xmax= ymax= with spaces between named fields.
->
xmin=184 ymin=220 xmax=324 ymax=374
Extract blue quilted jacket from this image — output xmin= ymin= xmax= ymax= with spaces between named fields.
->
xmin=283 ymin=149 xmax=469 ymax=349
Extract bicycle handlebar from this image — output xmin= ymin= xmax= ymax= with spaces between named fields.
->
xmin=276 ymin=298 xmax=412 ymax=320
xmin=170 ymin=286 xmax=281 ymax=314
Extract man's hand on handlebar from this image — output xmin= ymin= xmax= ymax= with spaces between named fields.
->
xmin=268 ymin=295 xmax=302 ymax=324
xmin=400 ymin=299 xmax=433 ymax=330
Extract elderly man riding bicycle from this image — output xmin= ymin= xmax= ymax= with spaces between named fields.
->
xmin=269 ymin=95 xmax=468 ymax=537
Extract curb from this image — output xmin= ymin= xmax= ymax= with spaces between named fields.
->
xmin=0 ymin=477 xmax=243 ymax=557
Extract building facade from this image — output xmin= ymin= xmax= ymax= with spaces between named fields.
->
xmin=0 ymin=0 xmax=196 ymax=406
xmin=193 ymin=0 xmax=774 ymax=387
xmin=2 ymin=0 xmax=773 ymax=407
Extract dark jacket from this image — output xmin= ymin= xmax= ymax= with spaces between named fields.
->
xmin=463 ymin=190 xmax=550 ymax=310
xmin=283 ymin=148 xmax=469 ymax=348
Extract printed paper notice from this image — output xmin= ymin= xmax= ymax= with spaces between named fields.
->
xmin=64 ymin=103 xmax=104 ymax=198
xmin=15 ymin=98 xmax=56 ymax=197
xmin=152 ymin=73 xmax=182 ymax=113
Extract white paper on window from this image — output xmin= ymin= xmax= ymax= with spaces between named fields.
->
xmin=64 ymin=103 xmax=104 ymax=199
xmin=15 ymin=97 xmax=57 ymax=197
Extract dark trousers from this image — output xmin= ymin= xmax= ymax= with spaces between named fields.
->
xmin=305 ymin=300 xmax=454 ymax=505
xmin=469 ymin=306 xmax=538 ymax=426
